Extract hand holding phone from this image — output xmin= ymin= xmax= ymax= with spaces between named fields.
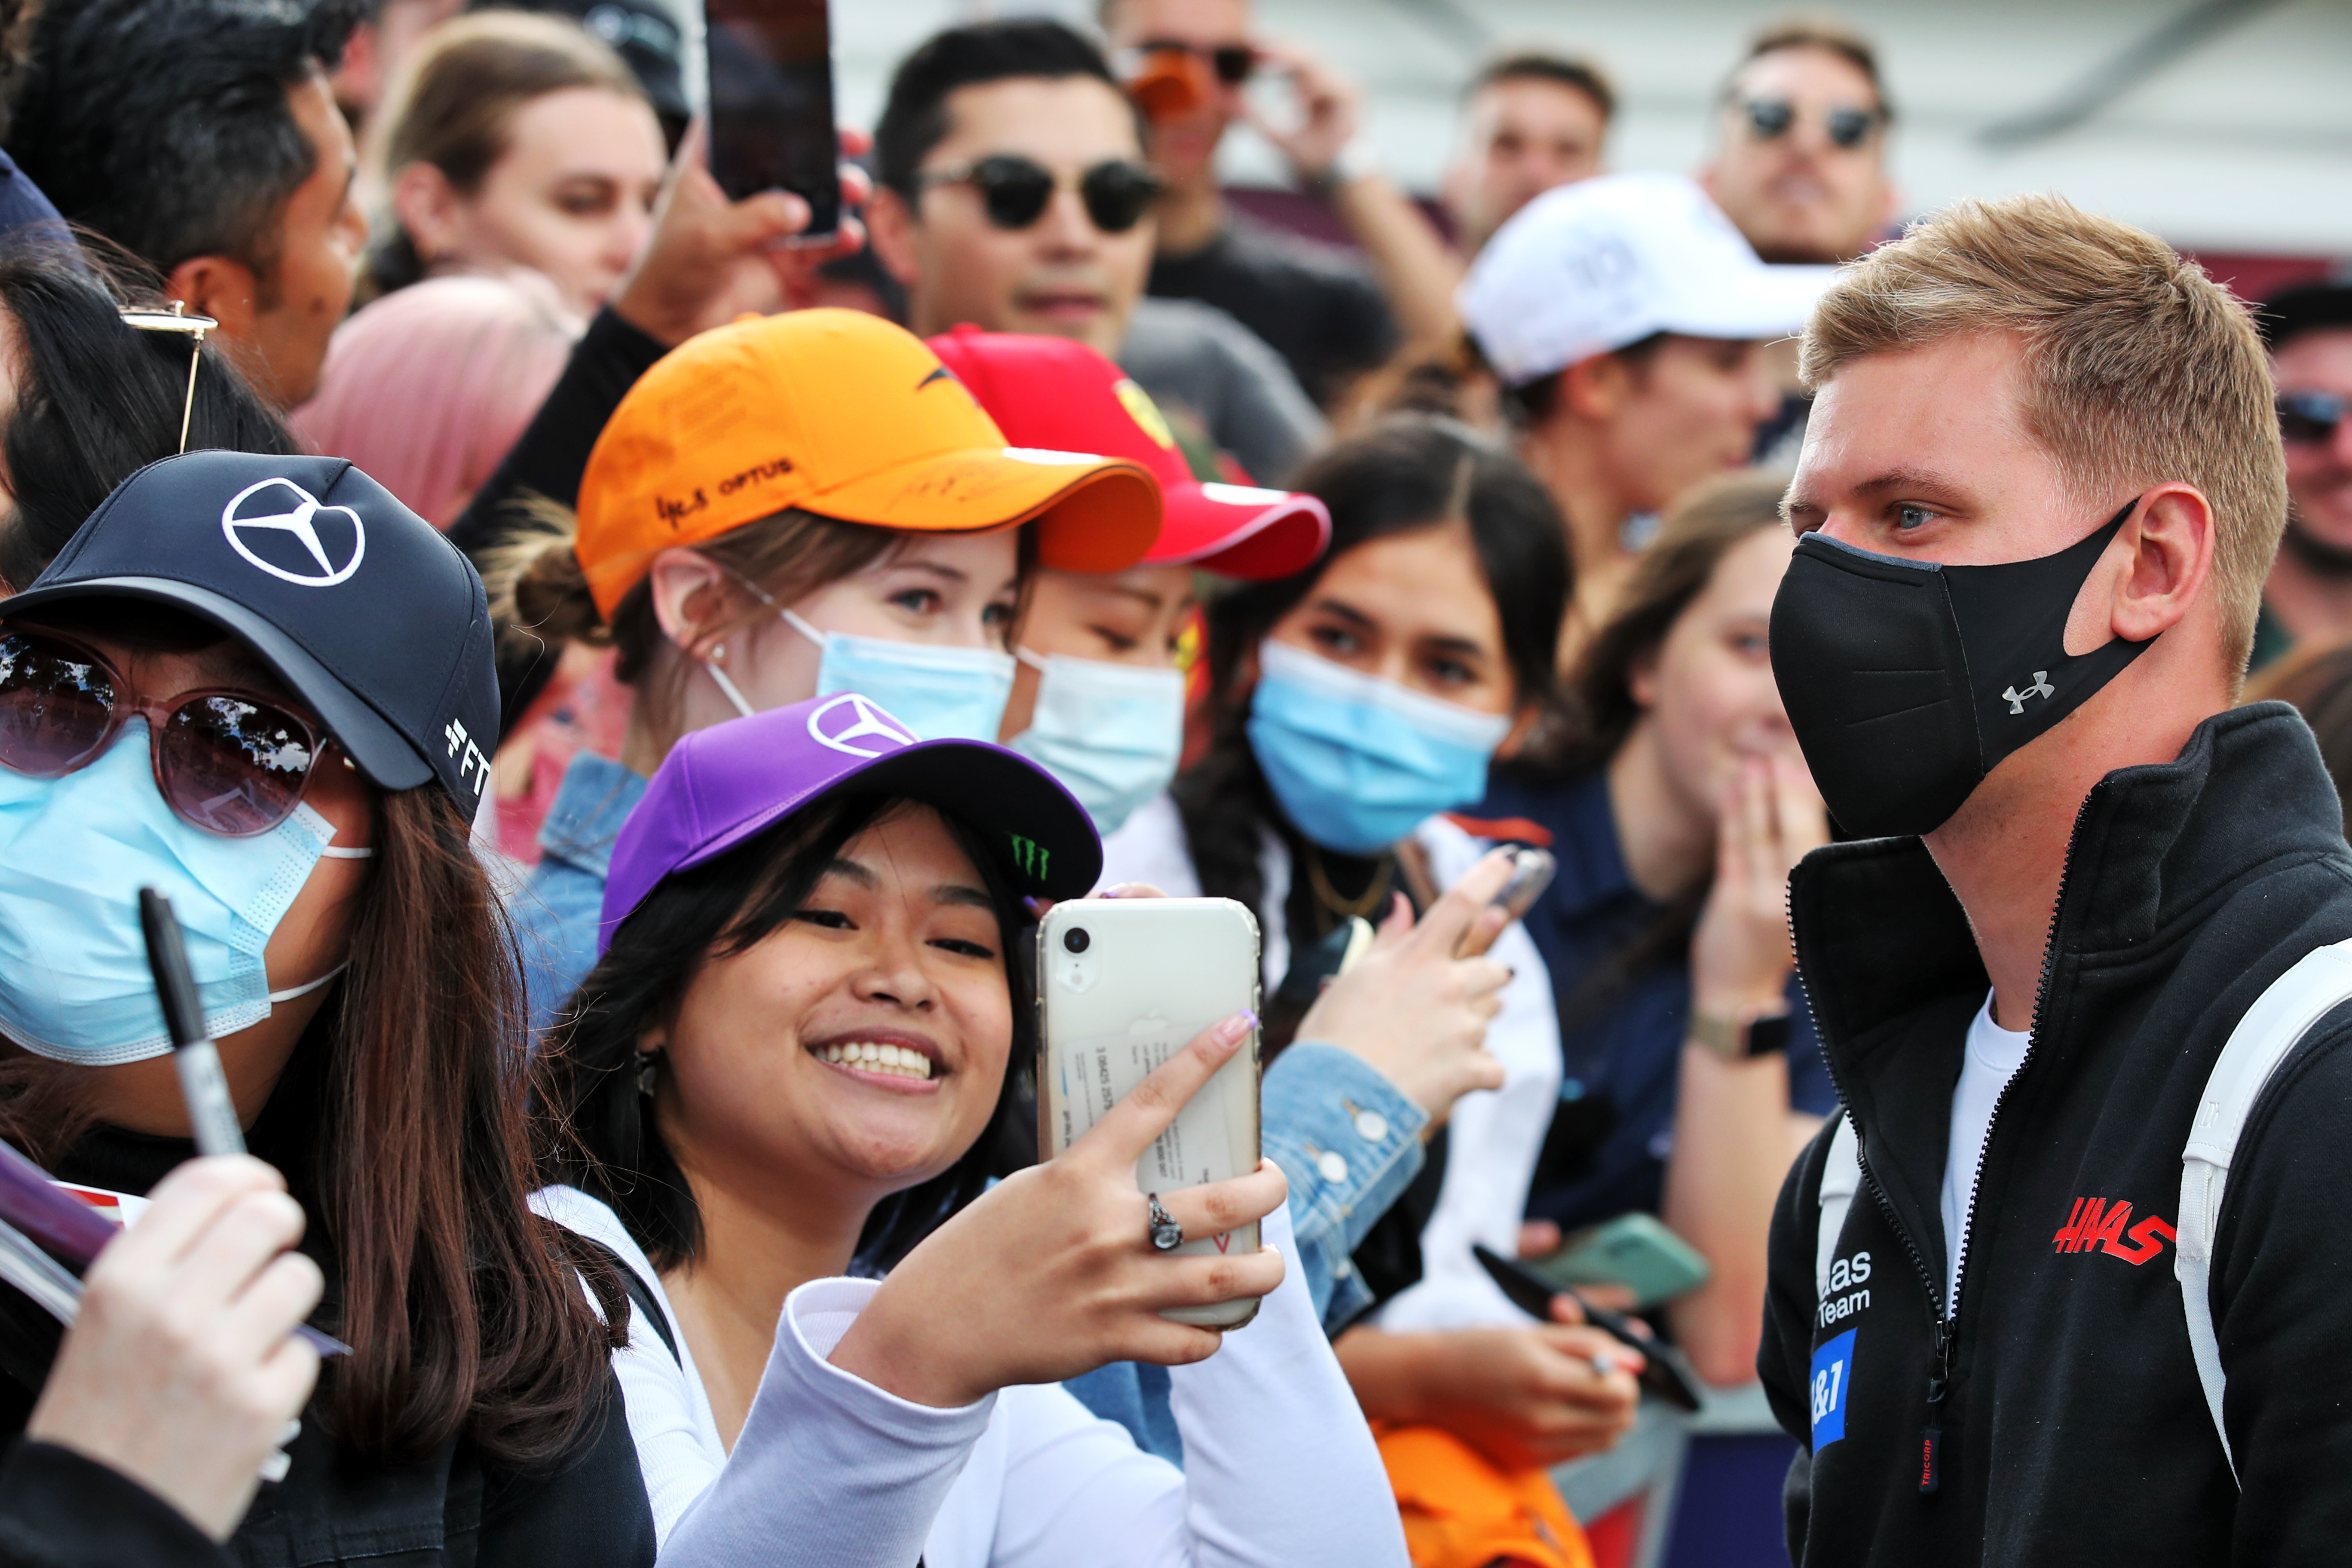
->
xmin=828 ymin=1013 xmax=1287 ymax=1409
xmin=705 ymin=0 xmax=841 ymax=232
xmin=615 ymin=119 xmax=870 ymax=349
xmin=1292 ymin=848 xmax=1517 ymax=1124
xmin=1038 ymin=898 xmax=1265 ymax=1326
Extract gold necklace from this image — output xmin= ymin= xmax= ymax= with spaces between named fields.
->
xmin=1304 ymin=844 xmax=1395 ymax=927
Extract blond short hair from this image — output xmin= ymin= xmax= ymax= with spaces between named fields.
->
xmin=1801 ymin=193 xmax=2287 ymax=675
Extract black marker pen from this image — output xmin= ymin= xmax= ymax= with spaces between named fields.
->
xmin=138 ymin=888 xmax=246 ymax=1158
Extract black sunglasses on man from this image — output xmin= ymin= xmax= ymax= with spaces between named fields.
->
xmin=917 ymin=155 xmax=1166 ymax=235
xmin=2279 ymin=390 xmax=2346 ymax=447
xmin=1736 ymin=96 xmax=1882 ymax=150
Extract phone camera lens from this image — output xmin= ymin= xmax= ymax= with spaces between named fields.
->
xmin=1063 ymin=928 xmax=1090 ymax=954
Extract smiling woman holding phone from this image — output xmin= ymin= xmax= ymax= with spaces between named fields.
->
xmin=531 ymin=695 xmax=1407 ymax=1568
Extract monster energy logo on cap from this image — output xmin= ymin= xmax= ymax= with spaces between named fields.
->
xmin=1008 ymin=833 xmax=1050 ymax=882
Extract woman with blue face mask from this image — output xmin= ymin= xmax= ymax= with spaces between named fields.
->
xmin=1097 ymin=419 xmax=1649 ymax=1517
xmin=0 ymin=452 xmax=655 ymax=1565
xmin=491 ymin=309 xmax=1159 ymax=1036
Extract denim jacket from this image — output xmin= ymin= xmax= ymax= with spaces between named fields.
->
xmin=511 ymin=752 xmax=646 ymax=1039
xmin=1062 ymin=1040 xmax=1428 ymax=1464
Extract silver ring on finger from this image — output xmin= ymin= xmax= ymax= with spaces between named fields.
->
xmin=1146 ymin=1193 xmax=1184 ymax=1252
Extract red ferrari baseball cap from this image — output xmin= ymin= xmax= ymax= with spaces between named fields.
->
xmin=927 ymin=326 xmax=1329 ymax=581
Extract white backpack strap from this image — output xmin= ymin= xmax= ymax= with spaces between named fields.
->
xmin=2179 ymin=937 xmax=2352 ymax=1486
xmin=1816 ymin=1111 xmax=1861 ymax=1301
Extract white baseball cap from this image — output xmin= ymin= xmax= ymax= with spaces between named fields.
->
xmin=1459 ymin=172 xmax=1839 ymax=386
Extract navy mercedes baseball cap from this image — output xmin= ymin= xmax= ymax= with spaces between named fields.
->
xmin=4 ymin=451 xmax=500 ymax=809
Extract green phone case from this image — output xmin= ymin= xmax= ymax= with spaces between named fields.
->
xmin=1528 ymin=1212 xmax=1712 ymax=1308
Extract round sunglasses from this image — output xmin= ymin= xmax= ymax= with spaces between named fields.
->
xmin=0 ymin=628 xmax=328 ymax=836
xmin=1738 ymin=96 xmax=1882 ymax=150
xmin=917 ymin=155 xmax=1166 ymax=235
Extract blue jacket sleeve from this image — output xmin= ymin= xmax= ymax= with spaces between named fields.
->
xmin=1260 ymin=1043 xmax=1430 ymax=1334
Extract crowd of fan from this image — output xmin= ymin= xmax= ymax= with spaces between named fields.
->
xmin=0 ymin=3 xmax=2340 ymax=1567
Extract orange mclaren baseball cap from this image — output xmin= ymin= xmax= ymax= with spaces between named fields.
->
xmin=575 ymin=309 xmax=1162 ymax=619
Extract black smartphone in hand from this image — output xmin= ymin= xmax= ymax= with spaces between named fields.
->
xmin=705 ymin=0 xmax=841 ymax=237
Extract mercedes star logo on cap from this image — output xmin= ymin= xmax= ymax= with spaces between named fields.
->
xmin=220 ymin=477 xmax=368 ymax=588
xmin=808 ymin=693 xmax=918 ymax=757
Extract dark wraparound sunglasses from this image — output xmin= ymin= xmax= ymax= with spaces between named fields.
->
xmin=1137 ymin=38 xmax=1256 ymax=84
xmin=918 ymin=156 xmax=1166 ymax=234
xmin=2280 ymin=390 xmax=2346 ymax=446
xmin=0 ymin=628 xmax=327 ymax=836
xmin=1738 ymin=97 xmax=1882 ymax=150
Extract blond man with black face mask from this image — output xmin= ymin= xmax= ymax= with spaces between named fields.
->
xmin=1757 ymin=195 xmax=2346 ymax=1567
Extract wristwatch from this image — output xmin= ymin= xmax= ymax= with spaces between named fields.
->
xmin=1688 ymin=1004 xmax=1793 ymax=1061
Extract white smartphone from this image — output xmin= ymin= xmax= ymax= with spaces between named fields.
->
xmin=1037 ymin=897 xmax=1264 ymax=1329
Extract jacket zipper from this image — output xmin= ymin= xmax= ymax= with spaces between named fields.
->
xmin=1804 ymin=782 xmax=2105 ymax=1491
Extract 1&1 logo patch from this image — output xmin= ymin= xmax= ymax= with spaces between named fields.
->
xmin=1810 ymin=1329 xmax=1857 ymax=1449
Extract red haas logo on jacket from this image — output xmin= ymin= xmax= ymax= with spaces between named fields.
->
xmin=2052 ymin=1197 xmax=2175 ymax=1265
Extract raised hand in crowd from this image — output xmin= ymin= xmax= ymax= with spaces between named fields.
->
xmin=26 ymin=1157 xmax=323 ymax=1542
xmin=1335 ymin=1312 xmax=1644 ymax=1473
xmin=1243 ymin=38 xmax=1465 ymax=355
xmin=1292 ymin=847 xmax=1518 ymax=1127
xmin=1689 ymin=753 xmax=1828 ymax=1025
xmin=829 ymin=1012 xmax=1288 ymax=1407
xmin=612 ymin=120 xmax=872 ymax=349
xmin=1661 ymin=750 xmax=1830 ymax=1383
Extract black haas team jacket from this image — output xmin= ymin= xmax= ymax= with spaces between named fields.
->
xmin=1759 ymin=704 xmax=2352 ymax=1566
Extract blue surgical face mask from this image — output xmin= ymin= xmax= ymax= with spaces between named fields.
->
xmin=0 ymin=725 xmax=368 ymax=1066
xmin=704 ymin=606 xmax=1015 ymax=744
xmin=1007 ymin=648 xmax=1186 ymax=836
xmin=1246 ymin=639 xmax=1513 ymax=856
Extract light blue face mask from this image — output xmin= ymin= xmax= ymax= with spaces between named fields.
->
xmin=0 ymin=725 xmax=369 ymax=1066
xmin=1246 ymin=639 xmax=1513 ymax=856
xmin=703 ymin=606 xmax=1015 ymax=744
xmin=1006 ymin=648 xmax=1186 ymax=836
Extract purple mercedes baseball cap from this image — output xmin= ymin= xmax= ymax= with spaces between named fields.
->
xmin=598 ymin=692 xmax=1102 ymax=955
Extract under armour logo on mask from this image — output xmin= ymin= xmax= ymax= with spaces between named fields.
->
xmin=2003 ymin=671 xmax=2057 ymax=714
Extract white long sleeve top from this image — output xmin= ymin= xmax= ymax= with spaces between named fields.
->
xmin=533 ymin=1185 xmax=1406 ymax=1568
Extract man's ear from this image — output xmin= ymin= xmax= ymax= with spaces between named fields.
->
xmin=864 ymin=185 xmax=922 ymax=290
xmin=1561 ymin=350 xmax=1629 ymax=423
xmin=389 ymin=161 xmax=463 ymax=266
xmin=645 ymin=547 xmax=744 ymax=661
xmin=164 ymin=254 xmax=275 ymax=395
xmin=165 ymin=255 xmax=261 ymax=351
xmin=2100 ymin=484 xmax=2215 ymax=649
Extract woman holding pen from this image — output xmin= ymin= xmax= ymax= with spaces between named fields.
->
xmin=0 ymin=452 xmax=648 ymax=1565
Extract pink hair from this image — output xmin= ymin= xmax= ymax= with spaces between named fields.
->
xmin=294 ymin=271 xmax=583 ymax=528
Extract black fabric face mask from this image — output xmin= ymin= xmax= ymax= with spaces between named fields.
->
xmin=1768 ymin=500 xmax=2151 ymax=839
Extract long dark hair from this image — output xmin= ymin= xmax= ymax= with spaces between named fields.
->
xmin=1175 ymin=416 xmax=1573 ymax=916
xmin=532 ymin=793 xmax=1035 ymax=1274
xmin=0 ymin=597 xmax=624 ymax=1471
xmin=0 ymin=246 xmax=296 ymax=590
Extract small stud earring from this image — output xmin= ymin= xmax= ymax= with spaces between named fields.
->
xmin=711 ymin=643 xmax=726 ymax=663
